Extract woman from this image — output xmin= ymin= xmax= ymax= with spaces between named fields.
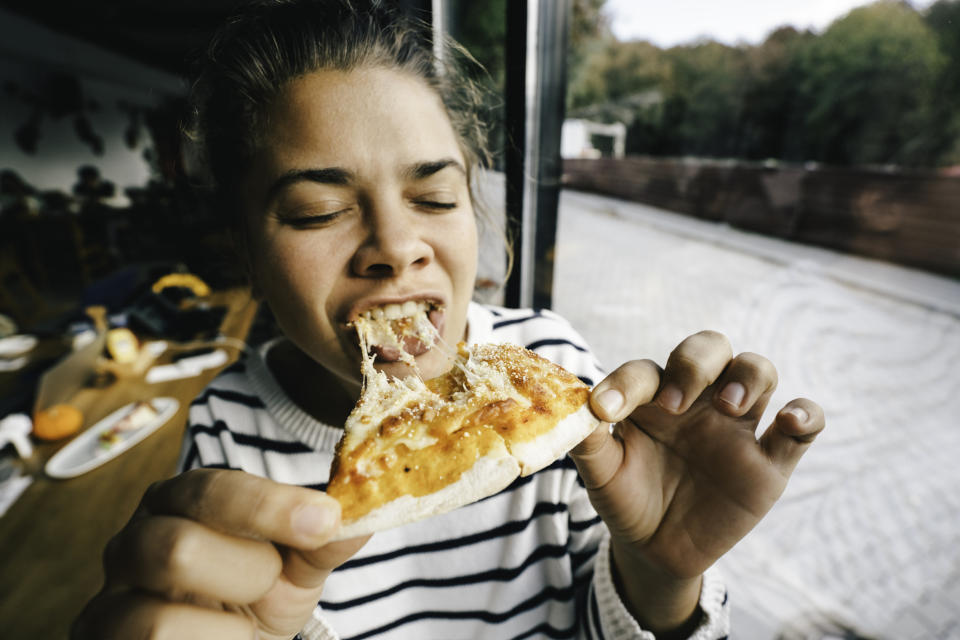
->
xmin=73 ymin=2 xmax=824 ymax=638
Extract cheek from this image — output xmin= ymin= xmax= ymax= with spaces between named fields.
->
xmin=251 ymin=233 xmax=344 ymax=320
xmin=444 ymin=215 xmax=479 ymax=281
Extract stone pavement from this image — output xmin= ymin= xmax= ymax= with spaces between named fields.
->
xmin=553 ymin=190 xmax=960 ymax=639
xmin=475 ymin=171 xmax=960 ymax=639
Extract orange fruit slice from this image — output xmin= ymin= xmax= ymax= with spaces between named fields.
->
xmin=33 ymin=404 xmax=84 ymax=441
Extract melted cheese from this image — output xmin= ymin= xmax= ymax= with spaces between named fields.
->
xmin=328 ymin=307 xmax=591 ymax=521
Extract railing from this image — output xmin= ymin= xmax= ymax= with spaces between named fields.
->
xmin=563 ymin=157 xmax=960 ymax=279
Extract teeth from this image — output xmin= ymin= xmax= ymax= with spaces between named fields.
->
xmin=360 ymin=301 xmax=435 ymax=322
xmin=384 ymin=304 xmax=403 ymax=320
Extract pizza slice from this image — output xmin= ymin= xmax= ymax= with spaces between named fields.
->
xmin=326 ymin=303 xmax=600 ymax=540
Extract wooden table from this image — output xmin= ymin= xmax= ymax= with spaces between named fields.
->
xmin=0 ymin=289 xmax=258 ymax=639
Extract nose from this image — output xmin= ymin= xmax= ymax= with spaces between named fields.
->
xmin=351 ymin=200 xmax=433 ymax=277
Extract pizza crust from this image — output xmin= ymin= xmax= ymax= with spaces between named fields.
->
xmin=332 ymin=405 xmax=601 ymax=540
xmin=508 ymin=403 xmax=601 ymax=476
xmin=333 ymin=442 xmax=521 ymax=540
xmin=330 ymin=312 xmax=603 ymax=539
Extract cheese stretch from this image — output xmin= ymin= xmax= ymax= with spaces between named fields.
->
xmin=327 ymin=304 xmax=590 ymax=522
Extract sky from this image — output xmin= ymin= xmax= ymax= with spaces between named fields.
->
xmin=603 ymin=0 xmax=938 ymax=48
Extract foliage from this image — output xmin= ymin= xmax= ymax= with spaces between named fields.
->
xmin=924 ymin=0 xmax=960 ymax=164
xmin=562 ymin=0 xmax=960 ymax=168
xmin=449 ymin=0 xmax=611 ymax=166
xmin=793 ymin=1 xmax=945 ymax=166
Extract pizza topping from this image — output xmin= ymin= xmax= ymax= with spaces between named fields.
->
xmin=327 ymin=304 xmax=599 ymax=530
xmin=353 ymin=301 xmax=440 ymax=368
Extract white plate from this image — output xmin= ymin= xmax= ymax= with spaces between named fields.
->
xmin=0 ymin=334 xmax=37 ymax=358
xmin=45 ymin=397 xmax=180 ymax=479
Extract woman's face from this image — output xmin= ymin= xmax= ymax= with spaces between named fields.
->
xmin=240 ymin=67 xmax=479 ymax=392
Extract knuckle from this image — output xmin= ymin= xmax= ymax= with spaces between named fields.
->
xmin=102 ymin=531 xmax=123 ymax=573
xmin=735 ymin=352 xmax=779 ymax=385
xmin=620 ymin=358 xmax=658 ymax=383
xmin=182 ymin=469 xmax=228 ymax=521
xmin=692 ymin=329 xmax=732 ymax=354
xmin=236 ymin=479 xmax=275 ymax=538
xmin=667 ymin=351 xmax=713 ymax=387
xmin=153 ymin=522 xmax=198 ymax=585
xmin=141 ymin=480 xmax=164 ymax=504
xmin=147 ymin=605 xmax=199 ymax=640
xmin=797 ymin=397 xmax=826 ymax=424
xmin=610 ymin=359 xmax=661 ymax=399
xmin=141 ymin=608 xmax=177 ymax=640
xmin=695 ymin=328 xmax=728 ymax=343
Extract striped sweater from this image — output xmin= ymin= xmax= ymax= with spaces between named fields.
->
xmin=179 ymin=303 xmax=730 ymax=639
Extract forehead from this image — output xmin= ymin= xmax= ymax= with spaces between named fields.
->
xmin=257 ymin=67 xmax=464 ymax=173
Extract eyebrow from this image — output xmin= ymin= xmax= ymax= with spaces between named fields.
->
xmin=403 ymin=158 xmax=467 ymax=181
xmin=265 ymin=158 xmax=466 ymax=203
xmin=265 ymin=167 xmax=352 ymax=204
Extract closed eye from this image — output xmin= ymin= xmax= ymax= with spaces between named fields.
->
xmin=280 ymin=208 xmax=352 ymax=228
xmin=413 ymin=200 xmax=457 ymax=211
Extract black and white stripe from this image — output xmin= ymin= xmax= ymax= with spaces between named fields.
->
xmin=179 ymin=302 xmax=730 ymax=639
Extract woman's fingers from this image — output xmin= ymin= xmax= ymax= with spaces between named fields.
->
xmin=573 ymin=359 xmax=660 ymax=489
xmin=759 ymin=398 xmax=826 ymax=474
xmin=143 ymin=468 xmax=341 ymax=549
xmin=711 ymin=351 xmax=779 ymax=421
xmin=101 ymin=468 xmax=353 ymax=604
xmin=656 ymin=330 xmax=733 ymax=414
xmin=72 ymin=590 xmax=255 ymax=640
xmin=104 ymin=515 xmax=282 ymax=603
xmin=589 ymin=359 xmax=662 ymax=423
xmin=282 ymin=535 xmax=372 ymax=590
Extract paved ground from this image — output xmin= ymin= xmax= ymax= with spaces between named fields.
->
xmin=476 ymin=173 xmax=960 ymax=639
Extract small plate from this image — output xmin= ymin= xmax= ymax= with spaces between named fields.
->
xmin=0 ymin=334 xmax=37 ymax=358
xmin=45 ymin=398 xmax=180 ymax=479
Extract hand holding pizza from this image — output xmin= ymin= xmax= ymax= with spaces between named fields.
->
xmin=570 ymin=330 xmax=824 ymax=633
xmin=72 ymin=469 xmax=368 ymax=640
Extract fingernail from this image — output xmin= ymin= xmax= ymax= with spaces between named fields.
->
xmin=658 ymin=384 xmax=683 ymax=412
xmin=719 ymin=382 xmax=746 ymax=408
xmin=786 ymin=406 xmax=809 ymax=424
xmin=292 ymin=502 xmax=336 ymax=539
xmin=595 ymin=388 xmax=624 ymax=417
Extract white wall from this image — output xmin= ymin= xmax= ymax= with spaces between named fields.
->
xmin=0 ymin=9 xmax=185 ymax=200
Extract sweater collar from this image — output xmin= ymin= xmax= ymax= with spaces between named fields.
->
xmin=247 ymin=301 xmax=494 ymax=450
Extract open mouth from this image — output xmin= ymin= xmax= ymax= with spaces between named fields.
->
xmin=353 ymin=300 xmax=445 ymax=364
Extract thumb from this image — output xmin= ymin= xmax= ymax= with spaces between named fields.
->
xmin=569 ymin=419 xmax=622 ymax=490
xmin=283 ymin=534 xmax=370 ymax=590
xmin=569 ymin=360 xmax=661 ymax=489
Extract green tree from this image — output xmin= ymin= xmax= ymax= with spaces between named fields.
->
xmin=568 ymin=38 xmax=668 ymax=110
xmin=735 ymin=26 xmax=814 ymax=161
xmin=659 ymin=41 xmax=750 ymax=157
xmin=924 ymin=0 xmax=960 ymax=165
xmin=795 ymin=0 xmax=945 ymax=166
xmin=449 ymin=0 xmax=507 ymax=89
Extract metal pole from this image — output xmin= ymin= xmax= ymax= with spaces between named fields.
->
xmin=504 ymin=0 xmax=569 ymax=310
xmin=504 ymin=0 xmax=528 ymax=309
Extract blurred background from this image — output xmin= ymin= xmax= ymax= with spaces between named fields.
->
xmin=1 ymin=1 xmax=958 ymax=638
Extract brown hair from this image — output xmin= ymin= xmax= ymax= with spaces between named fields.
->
xmin=185 ymin=0 xmax=491 ymax=215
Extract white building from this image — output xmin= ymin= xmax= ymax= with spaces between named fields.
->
xmin=560 ymin=118 xmax=626 ymax=159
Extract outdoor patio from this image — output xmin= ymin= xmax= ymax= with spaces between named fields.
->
xmin=479 ymin=171 xmax=960 ymax=639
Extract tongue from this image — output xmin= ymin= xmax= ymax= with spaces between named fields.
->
xmin=368 ymin=309 xmax=445 ymax=363
xmin=371 ymin=335 xmax=428 ymax=362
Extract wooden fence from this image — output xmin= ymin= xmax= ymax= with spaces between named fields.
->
xmin=563 ymin=157 xmax=960 ymax=279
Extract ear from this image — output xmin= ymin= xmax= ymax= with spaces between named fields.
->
xmin=229 ymin=221 xmax=264 ymax=300
xmin=248 ymin=267 xmax=264 ymax=300
xmin=243 ymin=247 xmax=265 ymax=301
